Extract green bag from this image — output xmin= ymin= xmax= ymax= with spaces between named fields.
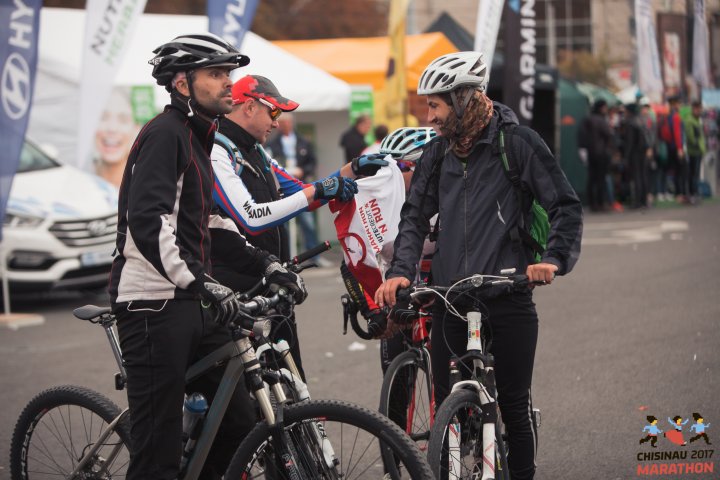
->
xmin=497 ymin=126 xmax=550 ymax=263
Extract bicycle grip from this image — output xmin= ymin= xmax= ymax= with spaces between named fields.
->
xmin=365 ymin=310 xmax=388 ymax=339
xmin=396 ymin=287 xmax=412 ymax=303
xmin=291 ymin=241 xmax=331 ymax=265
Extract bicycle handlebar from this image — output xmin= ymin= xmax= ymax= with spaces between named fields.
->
xmin=397 ymin=273 xmax=531 ymax=304
xmin=289 ymin=241 xmax=332 ymax=270
xmin=241 ymin=242 xmax=332 ymax=300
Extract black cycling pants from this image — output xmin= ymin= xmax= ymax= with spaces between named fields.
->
xmin=115 ymin=299 xmax=256 ymax=480
xmin=431 ymin=293 xmax=538 ymax=480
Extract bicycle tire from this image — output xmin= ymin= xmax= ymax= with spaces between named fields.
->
xmin=10 ymin=385 xmax=131 ymax=480
xmin=378 ymin=349 xmax=433 ymax=448
xmin=427 ymin=388 xmax=509 ymax=480
xmin=224 ymin=399 xmax=434 ymax=480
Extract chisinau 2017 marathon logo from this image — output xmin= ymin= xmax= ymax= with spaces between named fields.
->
xmin=358 ymin=198 xmax=387 ymax=253
xmin=636 ymin=412 xmax=713 ymax=476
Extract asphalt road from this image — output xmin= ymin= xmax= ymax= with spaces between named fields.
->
xmin=1 ymin=201 xmax=718 ymax=480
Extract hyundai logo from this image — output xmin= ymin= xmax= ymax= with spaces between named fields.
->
xmin=2 ymin=52 xmax=31 ymax=121
xmin=87 ymin=219 xmax=109 ymax=237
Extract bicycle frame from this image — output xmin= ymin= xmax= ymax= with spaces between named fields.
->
xmin=446 ymin=311 xmax=502 ymax=480
xmin=407 ymin=314 xmax=435 ymax=434
xmin=70 ymin=308 xmax=295 ymax=480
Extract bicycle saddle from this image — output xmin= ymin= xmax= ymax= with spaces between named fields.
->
xmin=73 ymin=305 xmax=111 ymax=321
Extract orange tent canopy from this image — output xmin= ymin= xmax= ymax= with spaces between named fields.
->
xmin=274 ymin=32 xmax=457 ymax=91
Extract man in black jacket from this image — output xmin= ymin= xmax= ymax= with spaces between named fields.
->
xmin=109 ymin=34 xmax=305 ymax=480
xmin=375 ymin=52 xmax=583 ymax=480
xmin=210 ymin=75 xmax=384 ymax=377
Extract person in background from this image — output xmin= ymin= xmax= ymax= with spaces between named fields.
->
xmin=340 ymin=114 xmax=371 ymax=163
xmin=94 ymin=88 xmax=140 ymax=187
xmin=684 ymin=101 xmax=706 ymax=203
xmin=361 ymin=124 xmax=389 ymax=155
xmin=639 ymin=102 xmax=658 ymax=205
xmin=622 ymin=104 xmax=649 ymax=209
xmin=266 ymin=113 xmax=330 ymax=266
xmin=578 ymin=99 xmax=613 ymax=212
xmin=609 ymin=104 xmax=626 ymax=211
xmin=660 ymin=96 xmax=687 ymax=203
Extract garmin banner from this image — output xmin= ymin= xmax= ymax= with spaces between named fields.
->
xmin=503 ymin=0 xmax=535 ymax=125
xmin=474 ymin=0 xmax=504 ymax=79
xmin=76 ymin=0 xmax=147 ymax=170
xmin=0 ymin=0 xmax=42 ymax=241
xmin=208 ymin=0 xmax=259 ymax=50
xmin=635 ymin=0 xmax=664 ymax=103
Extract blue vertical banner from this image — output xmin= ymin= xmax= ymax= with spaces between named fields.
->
xmin=207 ymin=0 xmax=260 ymax=50
xmin=0 ymin=0 xmax=42 ymax=241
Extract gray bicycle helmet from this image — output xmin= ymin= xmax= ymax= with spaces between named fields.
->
xmin=149 ymin=33 xmax=250 ymax=89
xmin=417 ymin=51 xmax=488 ymax=95
xmin=379 ymin=127 xmax=437 ymax=162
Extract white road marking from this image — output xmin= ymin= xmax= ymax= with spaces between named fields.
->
xmin=582 ymin=221 xmax=689 ymax=246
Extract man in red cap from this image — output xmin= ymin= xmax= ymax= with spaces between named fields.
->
xmin=210 ymin=75 xmax=387 ymax=376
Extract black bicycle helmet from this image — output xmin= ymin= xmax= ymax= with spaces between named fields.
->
xmin=149 ymin=33 xmax=250 ymax=90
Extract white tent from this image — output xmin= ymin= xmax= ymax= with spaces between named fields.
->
xmin=29 ymin=8 xmax=351 ymax=177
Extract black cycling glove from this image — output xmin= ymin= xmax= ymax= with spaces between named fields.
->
xmin=194 ymin=275 xmax=241 ymax=326
xmin=351 ymin=153 xmax=389 ymax=177
xmin=263 ymin=257 xmax=308 ymax=305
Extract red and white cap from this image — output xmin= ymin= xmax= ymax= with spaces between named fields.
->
xmin=231 ymin=75 xmax=299 ymax=111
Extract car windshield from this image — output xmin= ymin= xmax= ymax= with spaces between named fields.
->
xmin=17 ymin=141 xmax=60 ymax=173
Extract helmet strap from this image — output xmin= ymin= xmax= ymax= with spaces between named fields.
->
xmin=181 ymin=70 xmax=220 ymax=120
xmin=450 ymin=87 xmax=474 ymax=119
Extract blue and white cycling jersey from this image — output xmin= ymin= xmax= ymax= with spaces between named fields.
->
xmin=211 ymin=142 xmax=330 ymax=235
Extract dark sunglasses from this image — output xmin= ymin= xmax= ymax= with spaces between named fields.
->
xmin=247 ymin=95 xmax=282 ymax=121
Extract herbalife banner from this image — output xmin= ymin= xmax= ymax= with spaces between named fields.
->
xmin=474 ymin=0 xmax=504 ymax=78
xmin=503 ymin=0 xmax=535 ymax=125
xmin=692 ymin=0 xmax=712 ymax=89
xmin=0 ymin=0 xmax=41 ymax=240
xmin=208 ymin=0 xmax=259 ymax=49
xmin=76 ymin=0 xmax=147 ymax=170
xmin=634 ymin=0 xmax=664 ymax=103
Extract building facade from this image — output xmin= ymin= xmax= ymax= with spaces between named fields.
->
xmin=411 ymin=0 xmax=719 ymax=99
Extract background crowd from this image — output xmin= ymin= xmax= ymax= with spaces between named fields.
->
xmin=578 ymin=97 xmax=718 ymax=213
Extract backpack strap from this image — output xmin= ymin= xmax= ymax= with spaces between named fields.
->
xmin=214 ymin=132 xmax=261 ymax=178
xmin=498 ymin=125 xmax=546 ymax=257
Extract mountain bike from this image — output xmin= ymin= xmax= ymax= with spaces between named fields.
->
xmin=407 ymin=271 xmax=541 ymax=480
xmin=10 ymin=246 xmax=434 ymax=480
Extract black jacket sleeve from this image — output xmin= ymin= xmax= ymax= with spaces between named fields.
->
xmin=208 ymin=214 xmax=269 ymax=276
xmin=386 ymin=138 xmax=444 ymax=280
xmin=512 ymin=127 xmax=583 ymax=275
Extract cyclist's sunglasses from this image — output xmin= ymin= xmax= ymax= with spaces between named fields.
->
xmin=247 ymin=95 xmax=282 ymax=121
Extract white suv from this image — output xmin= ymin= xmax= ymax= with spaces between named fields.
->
xmin=2 ymin=141 xmax=118 ymax=292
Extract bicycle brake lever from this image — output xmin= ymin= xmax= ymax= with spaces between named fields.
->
xmin=341 ymin=295 xmax=350 ymax=335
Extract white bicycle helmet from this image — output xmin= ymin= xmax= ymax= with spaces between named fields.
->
xmin=379 ymin=127 xmax=437 ymax=163
xmin=417 ymin=51 xmax=488 ymax=95
xmin=149 ymin=33 xmax=250 ymax=89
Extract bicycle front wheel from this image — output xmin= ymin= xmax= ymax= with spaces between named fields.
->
xmin=10 ymin=385 xmax=131 ymax=480
xmin=378 ymin=348 xmax=433 ymax=446
xmin=224 ymin=399 xmax=433 ymax=479
xmin=427 ymin=388 xmax=509 ymax=480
